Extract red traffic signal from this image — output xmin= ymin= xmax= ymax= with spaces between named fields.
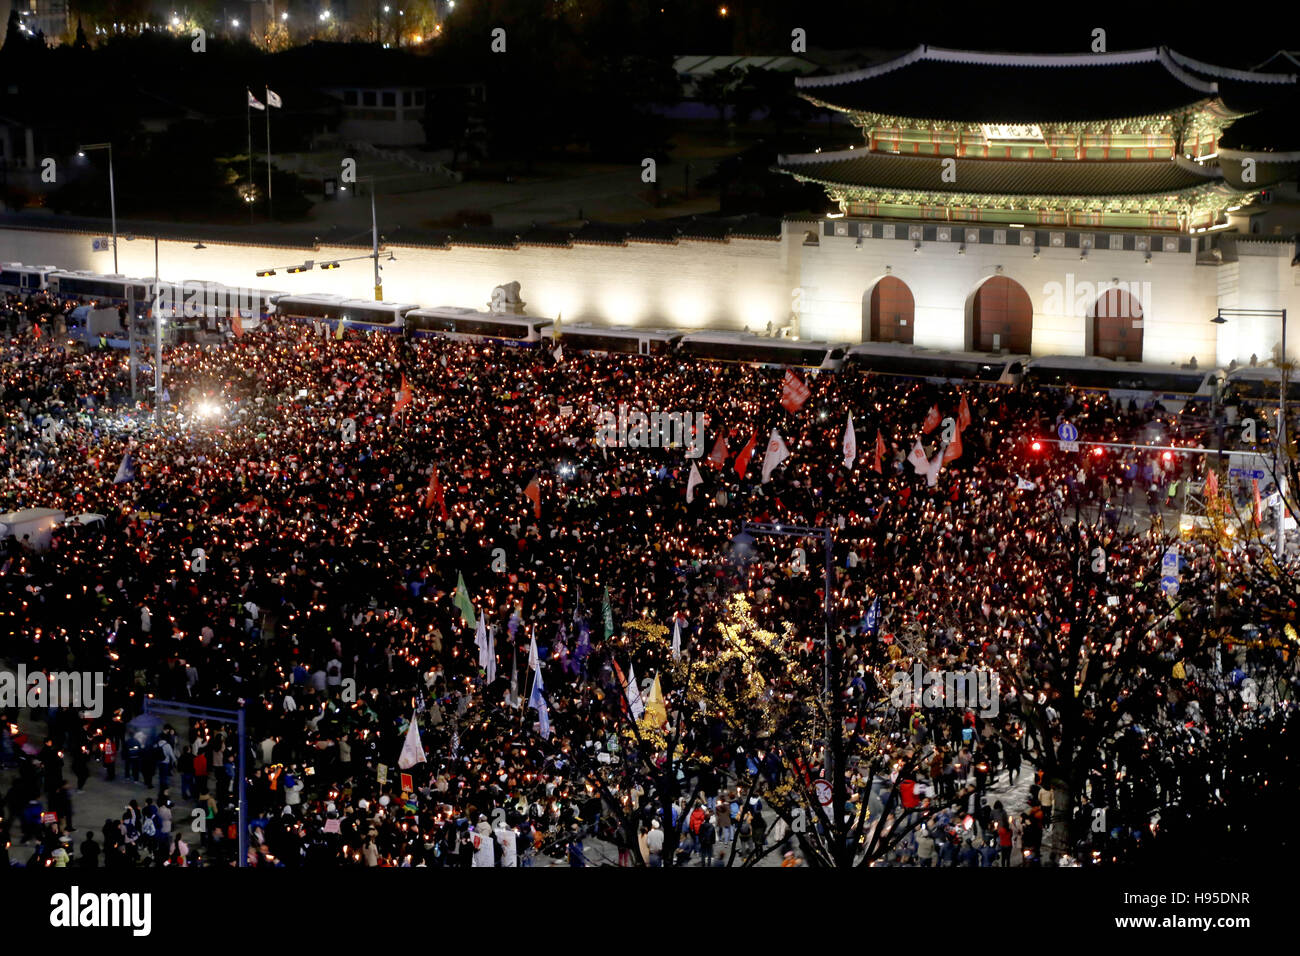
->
xmin=1030 ymin=441 xmax=1043 ymax=452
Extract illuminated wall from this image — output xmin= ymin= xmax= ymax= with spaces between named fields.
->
xmin=0 ymin=226 xmax=797 ymax=334
xmin=1 ymin=223 xmax=1296 ymax=367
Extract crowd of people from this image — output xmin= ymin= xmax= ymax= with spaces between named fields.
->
xmin=1 ymin=292 xmax=1296 ymax=868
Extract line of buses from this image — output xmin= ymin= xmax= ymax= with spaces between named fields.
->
xmin=4 ymin=263 xmax=1294 ymax=413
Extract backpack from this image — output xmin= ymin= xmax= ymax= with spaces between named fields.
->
xmin=142 ymin=818 xmax=157 ymax=837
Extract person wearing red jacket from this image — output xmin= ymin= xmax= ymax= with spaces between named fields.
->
xmin=101 ymin=738 xmax=116 ymax=782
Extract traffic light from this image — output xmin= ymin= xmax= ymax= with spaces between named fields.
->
xmin=1030 ymin=440 xmax=1043 ymax=453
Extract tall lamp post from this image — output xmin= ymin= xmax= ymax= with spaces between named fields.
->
xmin=738 ymin=521 xmax=847 ymax=865
xmin=1212 ymin=308 xmax=1289 ymax=556
xmin=77 ymin=143 xmax=117 ymax=274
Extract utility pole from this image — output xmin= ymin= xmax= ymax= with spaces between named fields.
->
xmin=372 ymin=188 xmax=382 ymax=301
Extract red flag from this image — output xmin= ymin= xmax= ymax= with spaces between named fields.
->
xmin=735 ymin=433 xmax=758 ymax=478
xmin=1252 ymin=479 xmax=1263 ymax=525
xmin=872 ymin=430 xmax=885 ymax=474
xmin=957 ymin=393 xmax=971 ymax=432
xmin=32 ymin=322 xmax=42 ymax=340
xmin=707 ymin=433 xmax=729 ymax=468
xmin=394 ymin=374 xmax=413 ymax=415
xmin=525 ymin=477 xmax=541 ymax=519
xmin=425 ymin=466 xmax=448 ymax=519
xmin=922 ymin=405 xmax=941 ymax=434
xmin=780 ymin=369 xmax=811 ymax=414
xmin=942 ymin=427 xmax=963 ymax=464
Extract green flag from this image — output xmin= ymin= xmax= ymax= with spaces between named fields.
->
xmin=454 ymin=571 xmax=476 ymax=629
xmin=603 ymin=586 xmax=614 ymax=639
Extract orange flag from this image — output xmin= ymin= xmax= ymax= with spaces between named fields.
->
xmin=525 ymin=477 xmax=541 ymax=519
xmin=231 ymin=314 xmax=245 ymax=338
xmin=922 ymin=405 xmax=940 ymax=434
xmin=957 ymin=392 xmax=971 ymax=431
xmin=872 ymin=430 xmax=885 ymax=474
xmin=425 ymin=466 xmax=447 ymax=519
xmin=942 ymin=427 xmax=963 ymax=464
xmin=394 ymin=374 xmax=413 ymax=415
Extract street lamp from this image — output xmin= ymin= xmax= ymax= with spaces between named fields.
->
xmin=78 ymin=143 xmax=117 ymax=274
xmin=1212 ymin=307 xmax=1290 ymax=557
xmin=734 ymin=521 xmax=847 ymax=864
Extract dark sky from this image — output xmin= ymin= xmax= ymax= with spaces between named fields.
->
xmin=782 ymin=1 xmax=1297 ymax=67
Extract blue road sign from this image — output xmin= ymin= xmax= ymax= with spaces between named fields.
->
xmin=1057 ymin=422 xmax=1078 ymax=442
xmin=1229 ymin=468 xmax=1267 ymax=480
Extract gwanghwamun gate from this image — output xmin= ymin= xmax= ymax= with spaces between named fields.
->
xmin=3 ymin=45 xmax=1299 ymax=368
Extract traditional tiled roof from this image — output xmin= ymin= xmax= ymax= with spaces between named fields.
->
xmin=625 ymin=220 xmax=682 ymax=244
xmin=795 ymin=45 xmax=1296 ymax=123
xmin=777 ymin=150 xmax=1223 ymax=198
xmin=569 ymin=222 xmax=631 ymax=246
xmin=516 ymin=225 xmax=574 ymax=248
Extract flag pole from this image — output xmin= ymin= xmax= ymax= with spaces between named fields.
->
xmin=265 ymin=86 xmax=273 ymax=220
xmin=245 ymin=89 xmax=254 ymax=225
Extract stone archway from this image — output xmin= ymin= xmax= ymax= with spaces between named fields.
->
xmin=1090 ymin=288 xmax=1143 ymax=361
xmin=971 ymin=275 xmax=1033 ymax=353
xmin=862 ymin=276 xmax=915 ymax=344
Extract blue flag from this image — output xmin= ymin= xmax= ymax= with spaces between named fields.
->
xmin=536 ymin=697 xmax=551 ymax=740
xmin=864 ymin=596 xmax=881 ymax=635
xmin=113 ymin=452 xmax=136 ymax=484
xmin=575 ymin=618 xmax=591 ymax=660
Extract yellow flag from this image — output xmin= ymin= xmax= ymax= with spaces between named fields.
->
xmin=335 ymin=318 xmax=345 ymax=340
xmin=644 ymin=674 xmax=668 ymax=728
xmin=1172 ymin=661 xmax=1186 ymax=679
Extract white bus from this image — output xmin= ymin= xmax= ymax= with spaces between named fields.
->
xmin=405 ymin=307 xmax=552 ymax=344
xmin=1222 ymin=366 xmax=1300 ymax=405
xmin=1024 ymin=356 xmax=1222 ymax=412
xmin=275 ymin=294 xmax=418 ymax=333
xmin=676 ymin=332 xmax=846 ymax=370
xmin=542 ymin=324 xmax=682 ymax=356
xmin=847 ymin=343 xmax=1026 ymax=385
xmin=48 ymin=271 xmax=156 ymax=314
xmin=0 ymin=263 xmax=57 ymax=294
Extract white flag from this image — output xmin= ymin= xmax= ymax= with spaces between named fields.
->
xmin=397 ymin=711 xmax=425 ymax=769
xmin=528 ymin=635 xmax=539 ymax=671
xmin=907 ymin=439 xmax=928 ymax=474
xmin=485 ymin=626 xmax=497 ymax=684
xmin=247 ymin=89 xmax=265 ymax=111
xmin=266 ymin=88 xmax=283 ymax=108
xmin=686 ymin=462 xmax=702 ymax=503
xmin=925 ymin=448 xmax=945 ymax=487
xmin=842 ymin=413 xmax=857 ymax=470
xmin=761 ymin=428 xmax=789 ymax=483
xmin=553 ymin=344 xmax=563 ymax=362
xmin=1016 ymin=476 xmax=1037 ymax=491
xmin=671 ymin=617 xmax=682 ymax=661
xmin=475 ymin=616 xmax=489 ymax=669
xmin=506 ymin=655 xmax=521 ymax=709
xmin=626 ymin=664 xmax=645 ymax=720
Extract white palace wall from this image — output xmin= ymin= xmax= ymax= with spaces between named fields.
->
xmin=0 ymin=222 xmax=1296 ymax=367
xmin=0 ymin=225 xmax=798 ymax=335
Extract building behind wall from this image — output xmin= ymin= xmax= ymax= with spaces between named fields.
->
xmin=778 ymin=46 xmax=1300 ymax=366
